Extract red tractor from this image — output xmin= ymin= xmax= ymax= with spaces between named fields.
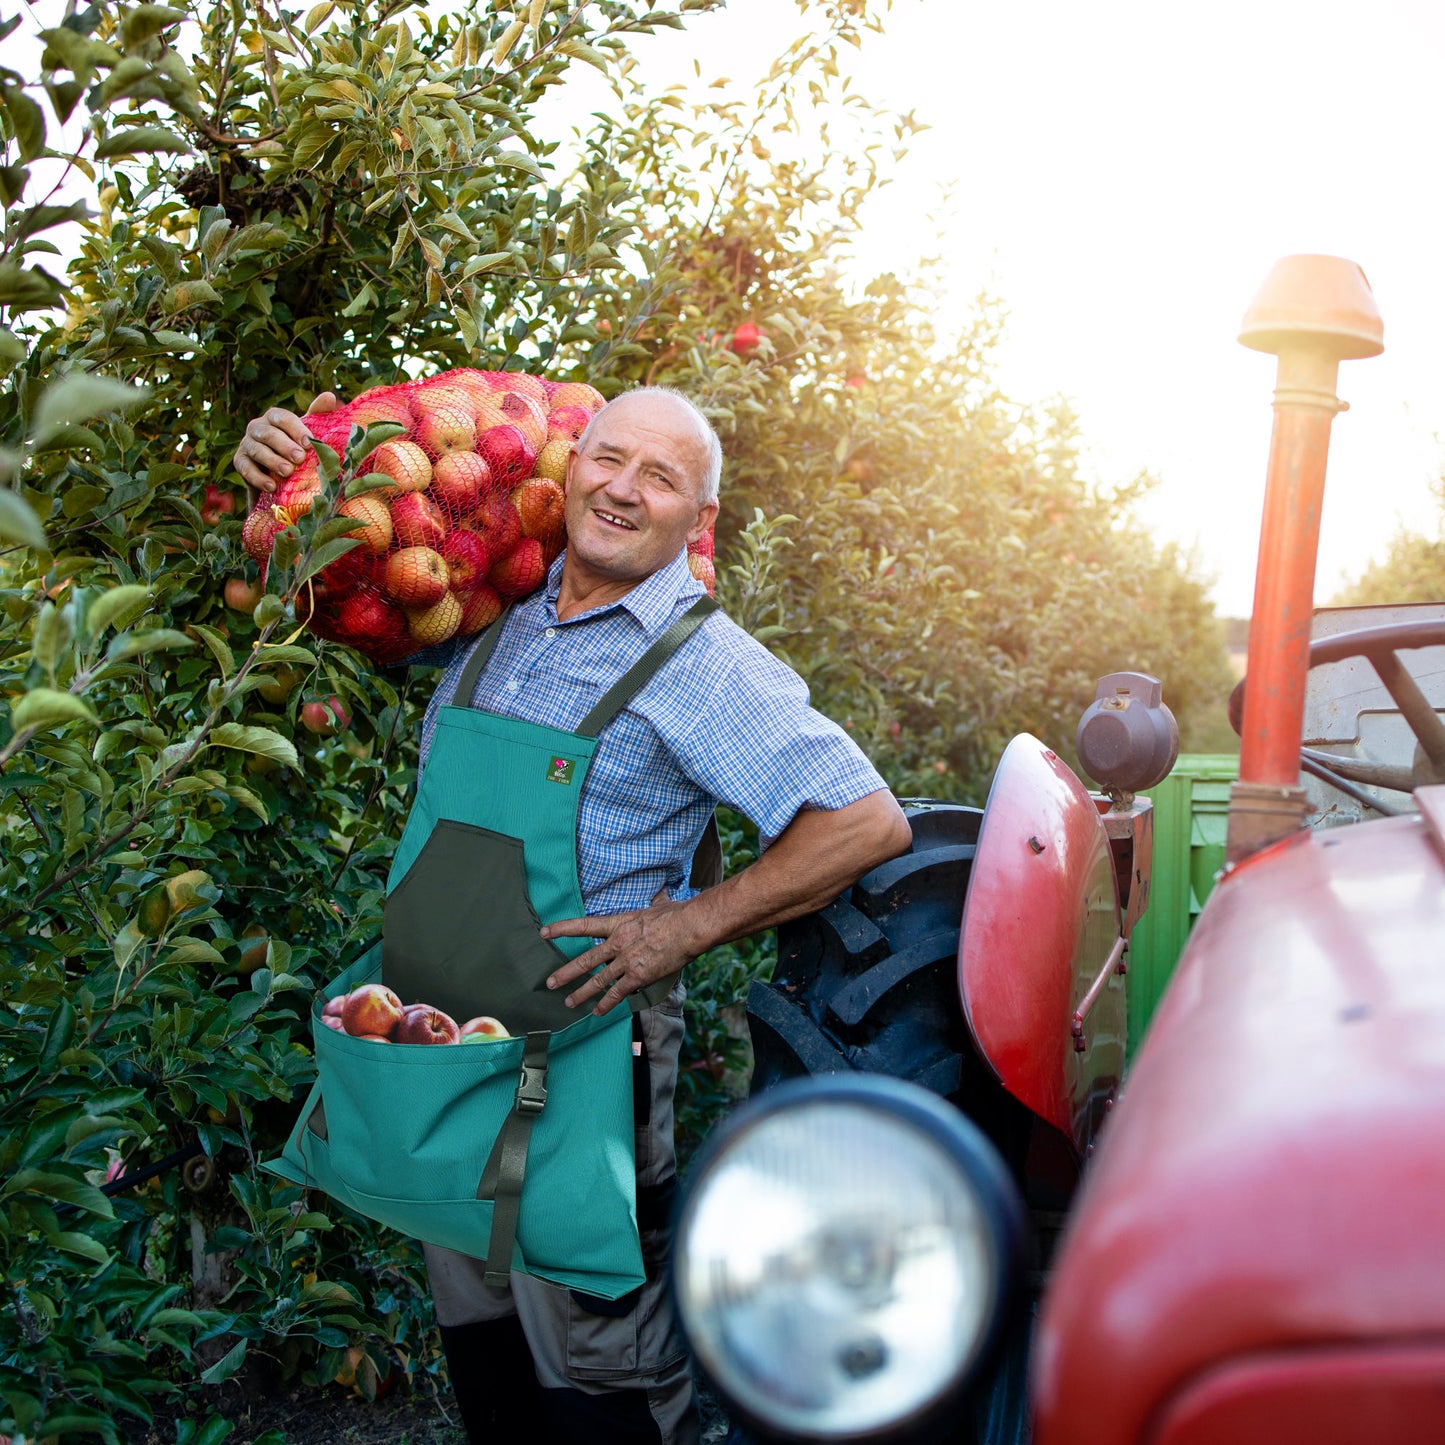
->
xmin=670 ymin=256 xmax=1445 ymax=1444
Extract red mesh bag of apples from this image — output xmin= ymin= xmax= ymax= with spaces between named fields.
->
xmin=240 ymin=369 xmax=717 ymax=664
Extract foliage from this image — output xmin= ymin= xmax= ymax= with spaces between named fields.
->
xmin=0 ymin=0 xmax=1233 ymax=1437
xmin=1334 ymin=475 xmax=1445 ymax=606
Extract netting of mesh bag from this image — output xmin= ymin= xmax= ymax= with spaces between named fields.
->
xmin=239 ymin=370 xmax=717 ymax=663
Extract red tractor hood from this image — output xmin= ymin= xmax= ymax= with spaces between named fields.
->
xmin=1033 ymin=790 xmax=1445 ymax=1445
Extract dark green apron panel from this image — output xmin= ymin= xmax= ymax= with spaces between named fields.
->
xmin=382 ymin=819 xmax=579 ymax=1033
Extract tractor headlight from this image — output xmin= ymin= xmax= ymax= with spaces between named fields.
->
xmin=673 ymin=1075 xmax=1025 ymax=1442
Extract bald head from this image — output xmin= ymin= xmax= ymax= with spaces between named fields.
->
xmin=577 ymin=387 xmax=722 ymax=504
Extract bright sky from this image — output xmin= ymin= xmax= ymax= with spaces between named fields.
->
xmin=569 ymin=0 xmax=1445 ymax=615
xmin=15 ymin=0 xmax=1445 ymax=615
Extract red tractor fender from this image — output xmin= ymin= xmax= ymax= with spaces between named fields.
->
xmin=958 ymin=734 xmax=1127 ymax=1153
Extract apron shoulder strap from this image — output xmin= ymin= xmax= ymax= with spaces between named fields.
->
xmin=450 ymin=606 xmax=514 ymax=707
xmin=578 ymin=595 xmax=719 ymax=736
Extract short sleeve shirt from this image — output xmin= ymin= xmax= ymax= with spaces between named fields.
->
xmin=417 ymin=549 xmax=889 ymax=917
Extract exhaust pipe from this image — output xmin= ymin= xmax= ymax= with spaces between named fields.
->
xmin=1226 ymin=255 xmax=1384 ymax=864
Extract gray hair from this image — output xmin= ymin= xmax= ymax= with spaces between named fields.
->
xmin=576 ymin=386 xmax=723 ymax=504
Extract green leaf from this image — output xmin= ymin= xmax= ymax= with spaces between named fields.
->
xmin=10 ymin=688 xmax=97 ymax=734
xmin=121 ymin=5 xmax=188 ymax=47
xmin=166 ymin=940 xmax=226 ymax=967
xmin=86 ymin=584 xmax=152 ymax=637
xmin=36 ymin=998 xmax=77 ymax=1076
xmin=190 ymin=623 xmax=235 ymax=678
xmin=209 ymin=723 xmax=299 ymax=769
xmin=225 ymin=783 xmax=268 ymax=822
xmin=32 ymin=372 xmax=152 ymax=450
xmin=32 ymin=600 xmax=72 ymax=674
xmin=199 ymin=1338 xmax=247 ymax=1385
xmin=5 ymin=1168 xmax=115 ymax=1218
xmin=344 ymin=472 xmax=397 ymax=499
xmin=312 ymin=438 xmax=340 ymax=485
xmin=48 ymin=1229 xmax=112 ymax=1267
xmin=0 ymin=487 xmax=49 ymax=549
xmin=462 ymin=250 xmax=512 ymax=277
xmin=297 ymin=536 xmax=359 ymax=585
xmin=94 ymin=125 xmax=190 ymax=160
xmin=0 ymin=325 xmax=25 ymax=364
xmin=0 ymin=260 xmax=64 ymax=310
xmin=163 ymin=279 xmax=222 ymax=312
xmin=106 ymin=627 xmax=194 ymax=661
xmin=354 ymin=421 xmax=405 ymax=457
xmin=2 ymin=85 xmax=46 ymax=162
xmin=252 ymin=644 xmax=315 ymax=666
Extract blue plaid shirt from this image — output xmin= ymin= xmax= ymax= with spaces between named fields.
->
xmin=417 ymin=549 xmax=888 ymax=917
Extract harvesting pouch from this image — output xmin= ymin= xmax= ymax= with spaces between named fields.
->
xmin=266 ymin=941 xmax=644 ymax=1299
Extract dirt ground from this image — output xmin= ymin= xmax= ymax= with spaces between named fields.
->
xmin=122 ymin=1363 xmax=731 ymax=1444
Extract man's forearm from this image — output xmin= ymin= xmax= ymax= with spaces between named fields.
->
xmin=671 ymin=788 xmax=913 ymax=958
xmin=542 ymin=787 xmax=913 ymax=1014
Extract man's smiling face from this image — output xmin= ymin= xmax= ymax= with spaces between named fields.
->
xmin=563 ymin=392 xmax=718 ymax=588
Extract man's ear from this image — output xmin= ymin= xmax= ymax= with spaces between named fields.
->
xmin=687 ymin=499 xmax=719 ymax=545
xmin=563 ymin=444 xmax=578 ymax=495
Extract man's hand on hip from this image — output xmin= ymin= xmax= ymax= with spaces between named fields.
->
xmin=543 ymin=895 xmax=699 ymax=1017
xmin=541 ymin=789 xmax=913 ymax=1019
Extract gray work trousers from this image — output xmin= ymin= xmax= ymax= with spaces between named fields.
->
xmin=424 ymin=983 xmax=700 ymax=1445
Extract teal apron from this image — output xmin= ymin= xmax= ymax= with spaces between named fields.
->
xmin=267 ymin=596 xmax=717 ymax=1299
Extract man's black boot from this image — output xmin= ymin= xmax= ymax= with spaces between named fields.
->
xmin=438 ymin=1316 xmax=544 ymax=1441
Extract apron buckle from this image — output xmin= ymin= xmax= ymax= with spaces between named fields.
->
xmin=516 ymin=1062 xmax=548 ymax=1116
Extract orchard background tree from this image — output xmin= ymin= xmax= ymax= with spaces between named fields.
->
xmin=0 ymin=0 xmax=1233 ymax=1438
xmin=1334 ymin=472 xmax=1445 ymax=606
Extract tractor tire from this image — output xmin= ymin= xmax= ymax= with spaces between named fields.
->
xmin=747 ymin=799 xmax=983 ymax=1101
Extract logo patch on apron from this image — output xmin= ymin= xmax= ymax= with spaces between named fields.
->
xmin=546 ymin=756 xmax=576 ymax=785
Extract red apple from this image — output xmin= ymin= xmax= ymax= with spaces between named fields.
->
xmin=300 ymin=696 xmax=348 ymax=736
xmin=477 ymin=421 xmax=536 ymax=486
xmin=469 ymin=495 xmax=523 ymax=559
xmin=361 ymin=439 xmax=432 ymax=495
xmin=442 ymin=529 xmax=491 ymax=591
xmin=548 ymin=381 xmax=605 ymax=413
xmin=385 ymin=546 xmax=448 ymax=606
xmin=688 ymin=552 xmax=716 ymax=593
xmin=431 ymin=450 xmax=494 ymax=513
xmin=397 ymin=1006 xmax=461 ymax=1045
xmin=391 ymin=492 xmax=446 ymax=549
xmin=225 ymin=576 xmax=264 ymax=612
xmin=353 ymin=1032 xmax=392 ymax=1043
xmin=459 ymin=1015 xmax=511 ymax=1041
xmin=323 ymin=993 xmax=349 ymax=1019
xmin=512 ymin=479 xmax=566 ymax=549
xmin=485 ymin=371 xmax=549 ymax=406
xmin=534 ymin=436 xmax=572 ymax=484
xmin=491 ymin=538 xmax=546 ymax=599
xmin=729 ymin=321 xmax=764 ymax=357
xmin=322 ymin=1015 xmax=345 ymax=1031
xmin=546 ymin=404 xmax=592 ymax=441
xmin=414 ymin=395 xmax=476 ymax=455
xmin=406 ymin=590 xmax=463 ymax=646
xmin=496 ymin=392 xmax=547 ymax=450
xmin=337 ymin=494 xmax=393 ymax=554
xmin=242 ymin=506 xmax=287 ymax=563
xmin=349 ymin=395 xmax=413 ymax=429
xmin=341 ymin=983 xmax=404 ymax=1038
xmin=336 ymin=588 xmax=408 ymax=647
xmin=458 ymin=583 xmax=504 ymax=634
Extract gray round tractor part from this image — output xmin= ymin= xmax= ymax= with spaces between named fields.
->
xmin=1075 ymin=672 xmax=1180 ymax=795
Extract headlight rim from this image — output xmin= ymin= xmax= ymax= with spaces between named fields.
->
xmin=672 ymin=1073 xmax=1028 ymax=1444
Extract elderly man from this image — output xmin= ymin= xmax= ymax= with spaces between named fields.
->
xmin=235 ymin=386 xmax=912 ymax=1444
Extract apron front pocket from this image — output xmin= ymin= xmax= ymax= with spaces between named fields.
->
xmin=382 ymin=818 xmax=580 ymax=1034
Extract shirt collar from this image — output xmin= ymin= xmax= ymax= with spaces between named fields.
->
xmin=541 ymin=548 xmax=704 ymax=637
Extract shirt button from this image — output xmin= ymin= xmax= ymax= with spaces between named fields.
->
xmin=545 ymin=627 xmax=556 ymax=640
xmin=506 ymin=679 xmax=519 ymax=693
